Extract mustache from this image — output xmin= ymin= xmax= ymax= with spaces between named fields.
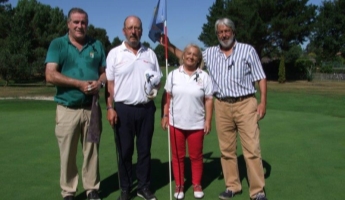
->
xmin=130 ymin=34 xmax=138 ymax=39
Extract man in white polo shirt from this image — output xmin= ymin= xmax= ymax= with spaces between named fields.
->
xmin=105 ymin=15 xmax=162 ymax=200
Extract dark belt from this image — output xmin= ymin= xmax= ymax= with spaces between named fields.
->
xmin=58 ymin=103 xmax=92 ymax=109
xmin=116 ymin=101 xmax=153 ymax=108
xmin=217 ymin=94 xmax=255 ymax=104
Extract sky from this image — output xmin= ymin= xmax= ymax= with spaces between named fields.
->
xmin=8 ymin=0 xmax=323 ymax=50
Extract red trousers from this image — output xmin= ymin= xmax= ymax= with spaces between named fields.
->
xmin=169 ymin=126 xmax=204 ymax=186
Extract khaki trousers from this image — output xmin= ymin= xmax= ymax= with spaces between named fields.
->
xmin=214 ymin=97 xmax=265 ymax=198
xmin=55 ymin=105 xmax=100 ymax=198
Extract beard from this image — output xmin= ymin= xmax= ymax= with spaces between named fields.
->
xmin=125 ymin=34 xmax=141 ymax=48
xmin=126 ymin=40 xmax=140 ymax=48
xmin=218 ymin=35 xmax=234 ymax=49
xmin=125 ymin=38 xmax=140 ymax=48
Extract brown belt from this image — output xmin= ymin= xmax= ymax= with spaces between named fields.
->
xmin=218 ymin=94 xmax=255 ymax=104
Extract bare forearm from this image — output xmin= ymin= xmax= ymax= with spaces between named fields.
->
xmin=106 ymin=81 xmax=115 ymax=107
xmin=204 ymin=97 xmax=213 ymax=123
xmin=163 ymin=92 xmax=170 ymax=115
xmin=168 ymin=43 xmax=183 ymax=59
xmin=46 ymin=69 xmax=82 ymax=88
xmin=98 ymin=70 xmax=107 ymax=84
xmin=258 ymin=79 xmax=267 ymax=105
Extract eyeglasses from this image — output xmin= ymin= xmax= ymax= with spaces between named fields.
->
xmin=216 ymin=29 xmax=232 ymax=36
xmin=125 ymin=26 xmax=142 ymax=31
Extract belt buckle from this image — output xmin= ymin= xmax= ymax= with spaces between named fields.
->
xmin=228 ymin=98 xmax=237 ymax=103
xmin=221 ymin=97 xmax=237 ymax=103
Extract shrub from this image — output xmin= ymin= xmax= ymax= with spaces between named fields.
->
xmin=295 ymin=58 xmax=314 ymax=81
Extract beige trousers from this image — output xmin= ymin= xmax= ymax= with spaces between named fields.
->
xmin=214 ymin=97 xmax=265 ymax=198
xmin=55 ymin=105 xmax=100 ymax=198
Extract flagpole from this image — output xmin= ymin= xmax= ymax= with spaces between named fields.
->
xmin=148 ymin=0 xmax=171 ymax=198
xmin=163 ymin=18 xmax=173 ymax=200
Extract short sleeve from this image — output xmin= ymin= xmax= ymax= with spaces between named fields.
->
xmin=45 ymin=39 xmax=60 ymax=64
xmin=164 ymin=71 xmax=173 ymax=93
xmin=204 ymin=72 xmax=213 ymax=97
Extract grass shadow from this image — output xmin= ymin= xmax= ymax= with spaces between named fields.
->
xmin=223 ymin=154 xmax=271 ymax=188
xmin=74 ymin=153 xmax=271 ymax=199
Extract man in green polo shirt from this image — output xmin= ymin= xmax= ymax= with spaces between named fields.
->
xmin=45 ymin=7 xmax=106 ymax=200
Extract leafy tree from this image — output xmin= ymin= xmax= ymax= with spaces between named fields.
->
xmin=142 ymin=41 xmax=151 ymax=49
xmin=269 ymin=0 xmax=316 ymax=51
xmin=0 ymin=0 xmax=13 ymax=85
xmin=87 ymin=25 xmax=111 ymax=54
xmin=199 ymin=0 xmax=272 ymax=56
xmin=198 ymin=0 xmax=225 ymax=47
xmin=310 ymin=0 xmax=345 ymax=60
xmin=269 ymin=0 xmax=316 ymax=81
xmin=285 ymin=45 xmax=303 ymax=64
xmin=111 ymin=36 xmax=122 ymax=49
xmin=154 ymin=45 xmax=179 ymax=67
xmin=225 ymin=0 xmax=272 ymax=57
xmin=0 ymin=0 xmax=11 ymax=38
xmin=2 ymin=0 xmax=66 ymax=82
xmin=199 ymin=0 xmax=316 ymax=82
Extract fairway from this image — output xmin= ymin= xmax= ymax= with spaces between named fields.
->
xmin=0 ymin=81 xmax=344 ymax=200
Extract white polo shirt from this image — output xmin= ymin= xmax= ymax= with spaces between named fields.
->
xmin=164 ymin=66 xmax=213 ymax=130
xmin=106 ymin=42 xmax=162 ymax=105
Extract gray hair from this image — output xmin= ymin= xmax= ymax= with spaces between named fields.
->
xmin=215 ymin=18 xmax=236 ymax=34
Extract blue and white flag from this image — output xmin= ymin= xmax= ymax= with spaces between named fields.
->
xmin=148 ymin=0 xmax=167 ymax=43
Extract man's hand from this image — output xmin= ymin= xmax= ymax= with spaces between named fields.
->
xmin=81 ymin=80 xmax=101 ymax=95
xmin=159 ymin=34 xmax=170 ymax=47
xmin=257 ymin=102 xmax=266 ymax=120
xmin=107 ymin=108 xmax=118 ymax=128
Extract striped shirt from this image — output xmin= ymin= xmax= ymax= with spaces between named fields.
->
xmin=203 ymin=41 xmax=266 ymax=98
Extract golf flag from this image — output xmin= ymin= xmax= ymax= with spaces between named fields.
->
xmin=148 ymin=0 xmax=167 ymax=42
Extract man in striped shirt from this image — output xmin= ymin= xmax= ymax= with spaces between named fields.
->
xmin=161 ymin=17 xmax=267 ymax=200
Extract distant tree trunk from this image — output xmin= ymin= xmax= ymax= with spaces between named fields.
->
xmin=278 ymin=56 xmax=286 ymax=83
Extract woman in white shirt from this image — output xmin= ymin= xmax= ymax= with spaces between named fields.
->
xmin=161 ymin=44 xmax=213 ymax=199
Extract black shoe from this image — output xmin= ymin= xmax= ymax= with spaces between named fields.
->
xmin=219 ymin=189 xmax=241 ymax=199
xmin=63 ymin=196 xmax=74 ymax=200
xmin=87 ymin=190 xmax=101 ymax=200
xmin=251 ymin=193 xmax=267 ymax=200
xmin=137 ymin=188 xmax=157 ymax=200
xmin=117 ymin=190 xmax=130 ymax=200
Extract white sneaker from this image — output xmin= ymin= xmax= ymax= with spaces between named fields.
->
xmin=193 ymin=185 xmax=204 ymax=199
xmin=174 ymin=185 xmax=184 ymax=199
xmin=174 ymin=191 xmax=184 ymax=199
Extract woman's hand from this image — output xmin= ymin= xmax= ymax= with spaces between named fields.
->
xmin=161 ymin=116 xmax=169 ymax=131
xmin=204 ymin=121 xmax=211 ymax=135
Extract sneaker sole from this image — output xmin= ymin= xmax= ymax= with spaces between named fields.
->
xmin=219 ymin=190 xmax=243 ymax=200
xmin=137 ymin=193 xmax=157 ymax=200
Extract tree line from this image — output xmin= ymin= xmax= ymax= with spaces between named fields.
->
xmin=0 ymin=0 xmax=344 ymax=85
xmin=200 ymin=0 xmax=345 ymax=82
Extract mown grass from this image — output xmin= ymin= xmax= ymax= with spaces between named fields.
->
xmin=0 ymin=80 xmax=344 ymax=199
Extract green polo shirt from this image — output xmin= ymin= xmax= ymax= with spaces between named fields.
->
xmin=45 ymin=34 xmax=106 ymax=106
